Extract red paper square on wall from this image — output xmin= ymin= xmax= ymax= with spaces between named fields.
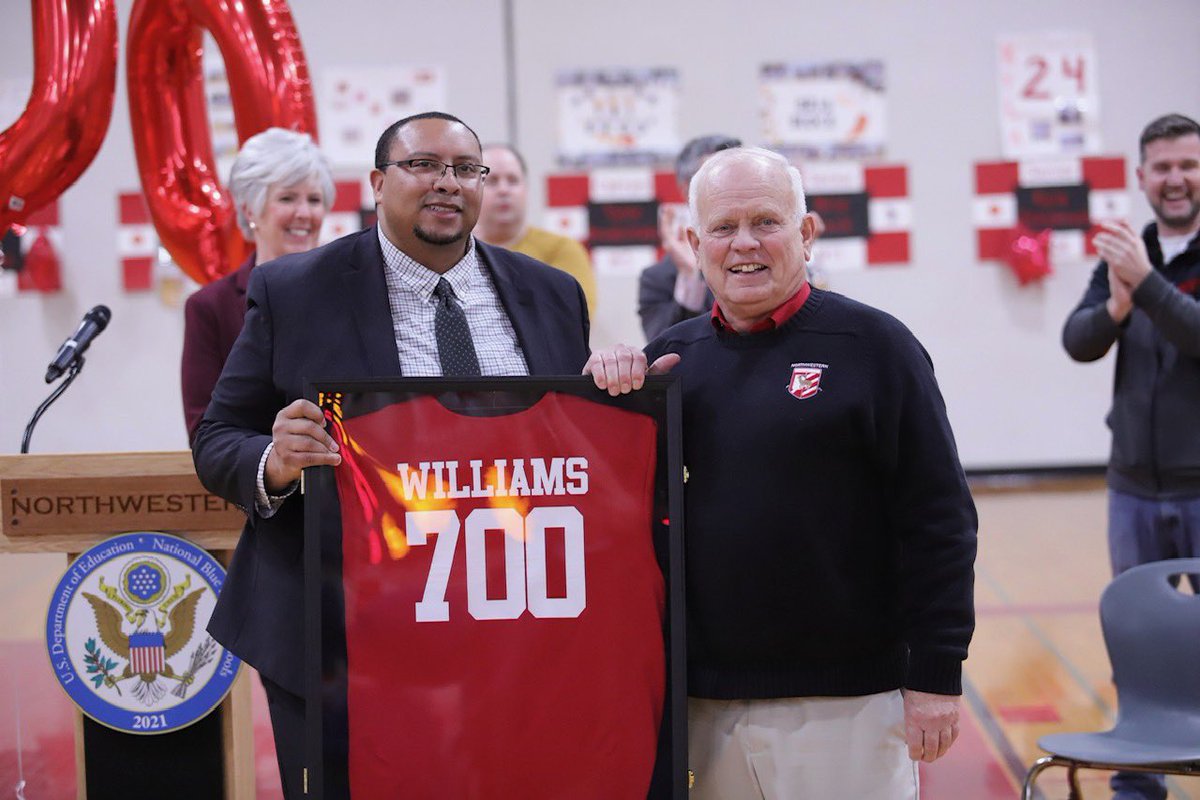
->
xmin=866 ymin=232 xmax=909 ymax=264
xmin=547 ymin=175 xmax=589 ymax=207
xmin=123 ymin=258 xmax=154 ymax=291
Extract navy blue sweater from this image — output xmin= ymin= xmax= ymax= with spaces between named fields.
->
xmin=646 ymin=287 xmax=977 ymax=699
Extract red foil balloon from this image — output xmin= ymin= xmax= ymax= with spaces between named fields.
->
xmin=0 ymin=0 xmax=118 ymax=235
xmin=127 ymin=0 xmax=318 ymax=285
xmin=1006 ymin=224 xmax=1053 ymax=286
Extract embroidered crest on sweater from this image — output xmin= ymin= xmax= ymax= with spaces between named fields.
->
xmin=787 ymin=362 xmax=828 ymax=400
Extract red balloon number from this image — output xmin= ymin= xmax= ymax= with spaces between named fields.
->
xmin=1 ymin=1 xmax=315 ymax=285
xmin=0 ymin=0 xmax=118 ymax=235
xmin=127 ymin=0 xmax=318 ymax=284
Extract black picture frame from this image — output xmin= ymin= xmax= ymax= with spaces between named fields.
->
xmin=302 ymin=375 xmax=685 ymax=798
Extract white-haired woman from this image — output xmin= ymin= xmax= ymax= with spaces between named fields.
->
xmin=181 ymin=127 xmax=334 ymax=442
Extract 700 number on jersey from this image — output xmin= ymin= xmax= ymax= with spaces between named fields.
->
xmin=405 ymin=507 xmax=585 ymax=622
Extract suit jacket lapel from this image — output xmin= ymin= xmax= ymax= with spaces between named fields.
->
xmin=342 ymin=227 xmax=402 ymax=377
xmin=477 ymin=242 xmax=547 ymax=374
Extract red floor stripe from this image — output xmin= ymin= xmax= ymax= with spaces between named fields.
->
xmin=920 ymin=687 xmax=1019 ymax=799
xmin=998 ymin=703 xmax=1063 ymax=724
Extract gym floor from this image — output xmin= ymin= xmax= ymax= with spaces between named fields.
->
xmin=1 ymin=480 xmax=1196 ymax=799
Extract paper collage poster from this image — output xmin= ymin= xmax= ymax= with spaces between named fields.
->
xmin=556 ymin=68 xmax=680 ymax=169
xmin=320 ymin=67 xmax=447 ymax=170
xmin=997 ymin=31 xmax=1101 ymax=159
xmin=760 ymin=61 xmax=886 ymax=160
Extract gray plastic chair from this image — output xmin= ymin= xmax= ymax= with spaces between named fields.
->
xmin=1022 ymin=558 xmax=1200 ymax=799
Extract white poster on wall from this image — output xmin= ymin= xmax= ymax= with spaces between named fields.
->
xmin=996 ymin=31 xmax=1101 ymax=159
xmin=319 ymin=67 xmax=447 ymax=170
xmin=759 ymin=61 xmax=887 ymax=160
xmin=556 ymin=67 xmax=679 ymax=169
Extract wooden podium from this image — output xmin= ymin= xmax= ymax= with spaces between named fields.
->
xmin=0 ymin=451 xmax=255 ymax=799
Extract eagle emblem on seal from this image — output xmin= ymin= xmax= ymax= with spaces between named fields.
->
xmin=80 ymin=559 xmax=218 ymax=706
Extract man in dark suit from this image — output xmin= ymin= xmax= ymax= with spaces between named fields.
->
xmin=192 ymin=112 xmax=590 ymax=799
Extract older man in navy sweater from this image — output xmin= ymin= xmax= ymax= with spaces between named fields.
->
xmin=587 ymin=147 xmax=977 ymax=799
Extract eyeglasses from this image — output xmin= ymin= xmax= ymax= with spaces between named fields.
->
xmin=376 ymin=158 xmax=491 ymax=183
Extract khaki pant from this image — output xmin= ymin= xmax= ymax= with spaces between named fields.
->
xmin=688 ymin=691 xmax=919 ymax=800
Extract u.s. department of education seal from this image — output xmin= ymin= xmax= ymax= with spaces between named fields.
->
xmin=45 ymin=532 xmax=241 ymax=734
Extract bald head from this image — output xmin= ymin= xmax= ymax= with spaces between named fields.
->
xmin=688 ymin=147 xmax=807 ymax=227
xmin=685 ymin=147 xmax=815 ymax=333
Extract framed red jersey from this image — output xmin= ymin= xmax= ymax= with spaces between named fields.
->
xmin=302 ymin=377 xmax=685 ymax=799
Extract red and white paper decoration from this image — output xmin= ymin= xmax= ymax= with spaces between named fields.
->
xmin=544 ymin=162 xmax=911 ymax=275
xmin=802 ymin=162 xmax=911 ymax=270
xmin=118 ymin=179 xmax=368 ymax=294
xmin=117 ymin=191 xmax=158 ymax=291
xmin=544 ymin=167 xmax=682 ymax=276
xmin=320 ymin=178 xmax=372 ymax=244
xmin=13 ymin=201 xmax=65 ymax=293
xmin=974 ymin=155 xmax=1128 ymax=263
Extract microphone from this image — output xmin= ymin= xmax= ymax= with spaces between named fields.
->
xmin=45 ymin=305 xmax=112 ymax=383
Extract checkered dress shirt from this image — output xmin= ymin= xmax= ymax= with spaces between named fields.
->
xmin=254 ymin=228 xmax=532 ymax=515
xmin=376 ymin=226 xmax=529 ymax=377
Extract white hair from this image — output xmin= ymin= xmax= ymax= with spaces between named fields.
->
xmin=228 ymin=128 xmax=335 ymax=239
xmin=687 ymin=146 xmax=807 ymax=227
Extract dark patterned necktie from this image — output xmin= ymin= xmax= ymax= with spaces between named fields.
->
xmin=432 ymin=277 xmax=481 ymax=376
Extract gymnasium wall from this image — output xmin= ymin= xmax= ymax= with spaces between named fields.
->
xmin=1 ymin=0 xmax=1197 ymax=469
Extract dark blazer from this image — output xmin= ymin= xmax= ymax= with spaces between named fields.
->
xmin=193 ymin=227 xmax=591 ymax=694
xmin=637 ymin=254 xmax=714 ymax=341
xmin=181 ymin=256 xmax=255 ymax=444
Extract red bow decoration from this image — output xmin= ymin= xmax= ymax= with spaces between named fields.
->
xmin=1005 ymin=224 xmax=1053 ymax=285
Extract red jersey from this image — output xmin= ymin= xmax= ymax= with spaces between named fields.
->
xmin=329 ymin=391 xmax=665 ymax=799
